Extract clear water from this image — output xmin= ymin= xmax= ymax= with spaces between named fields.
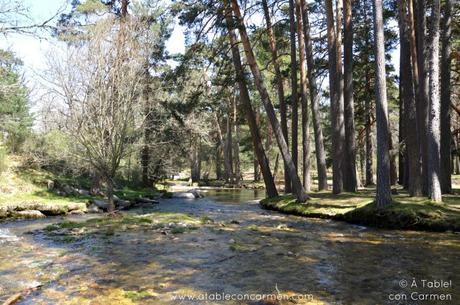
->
xmin=0 ymin=189 xmax=458 ymax=304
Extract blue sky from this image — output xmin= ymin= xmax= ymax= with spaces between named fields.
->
xmin=0 ymin=0 xmax=185 ymax=77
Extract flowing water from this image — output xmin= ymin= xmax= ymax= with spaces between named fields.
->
xmin=0 ymin=189 xmax=458 ymax=305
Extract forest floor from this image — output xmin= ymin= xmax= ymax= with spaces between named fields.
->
xmin=260 ymin=187 xmax=460 ymax=232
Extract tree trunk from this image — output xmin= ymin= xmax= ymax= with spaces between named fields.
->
xmin=224 ymin=0 xmax=278 ymax=197
xmin=427 ymin=0 xmax=442 ymax=202
xmin=273 ymin=153 xmax=280 ymax=182
xmin=373 ymin=0 xmax=392 ymax=207
xmin=398 ymin=70 xmax=406 ymax=187
xmin=407 ymin=0 xmax=427 ymax=193
xmin=233 ymin=101 xmax=241 ymax=186
xmin=454 ymin=137 xmax=460 ymax=174
xmin=226 ymin=97 xmax=234 ymax=183
xmin=141 ymin=64 xmax=152 ymax=187
xmin=359 ymin=145 xmax=365 ymax=186
xmin=440 ymin=0 xmax=452 ymax=194
xmin=325 ymin=0 xmax=344 ymax=194
xmin=106 ymin=178 xmax=115 ymax=213
xmin=289 ymin=0 xmax=299 ymax=184
xmin=190 ymin=138 xmax=201 ymax=183
xmin=343 ymin=0 xmax=357 ymax=191
xmin=398 ymin=0 xmax=423 ymax=196
xmin=90 ymin=172 xmax=102 ymax=196
xmin=215 ymin=142 xmax=222 ymax=180
xmin=215 ymin=113 xmax=231 ymax=181
xmin=365 ymin=67 xmax=374 ymax=186
xmin=261 ymin=0 xmax=290 ymax=192
xmin=415 ymin=0 xmax=430 ymax=195
xmin=121 ymin=0 xmax=128 ymax=18
xmin=230 ymin=0 xmax=308 ymax=202
xmin=295 ymin=0 xmax=310 ymax=191
xmin=389 ymin=130 xmax=398 ymax=185
xmin=254 ymin=155 xmax=260 ymax=182
xmin=300 ymin=0 xmax=328 ymax=191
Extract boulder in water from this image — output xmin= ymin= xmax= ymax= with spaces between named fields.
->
xmin=87 ymin=204 xmax=102 ymax=213
xmin=171 ymin=189 xmax=203 ymax=199
xmin=92 ymin=199 xmax=110 ymax=210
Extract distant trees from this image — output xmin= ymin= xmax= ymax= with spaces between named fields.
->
xmin=0 ymin=50 xmax=32 ymax=153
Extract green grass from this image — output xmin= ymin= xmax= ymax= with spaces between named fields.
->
xmin=0 ymin=156 xmax=89 ymax=213
xmin=260 ymin=189 xmax=460 ymax=232
xmin=124 ymin=290 xmax=155 ymax=301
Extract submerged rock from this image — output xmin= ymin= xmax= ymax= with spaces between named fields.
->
xmin=93 ymin=199 xmax=110 ymax=210
xmin=171 ymin=189 xmax=203 ymax=199
xmin=90 ymin=198 xmax=134 ymax=211
xmin=135 ymin=197 xmax=159 ymax=204
xmin=87 ymin=204 xmax=102 ymax=213
xmin=172 ymin=192 xmax=196 ymax=199
xmin=117 ymin=200 xmax=133 ymax=210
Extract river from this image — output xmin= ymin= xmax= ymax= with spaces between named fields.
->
xmin=0 ymin=189 xmax=458 ymax=304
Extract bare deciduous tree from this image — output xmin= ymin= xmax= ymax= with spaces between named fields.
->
xmin=46 ymin=19 xmax=146 ymax=211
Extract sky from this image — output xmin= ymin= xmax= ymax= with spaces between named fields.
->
xmin=0 ymin=0 xmax=186 ymax=78
xmin=1 ymin=0 xmax=399 ymax=100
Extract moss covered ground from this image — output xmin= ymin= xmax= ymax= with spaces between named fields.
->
xmin=260 ymin=188 xmax=460 ymax=232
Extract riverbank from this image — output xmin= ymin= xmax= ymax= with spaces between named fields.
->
xmin=0 ymin=156 xmax=164 ymax=220
xmin=260 ymin=190 xmax=460 ymax=232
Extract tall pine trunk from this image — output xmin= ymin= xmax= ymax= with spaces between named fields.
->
xmin=427 ymin=0 xmax=442 ymax=202
xmin=365 ymin=66 xmax=374 ymax=186
xmin=289 ymin=0 xmax=299 ymax=189
xmin=261 ymin=0 xmax=290 ymax=193
xmin=226 ymin=97 xmax=234 ymax=183
xmin=325 ymin=0 xmax=344 ymax=194
xmin=295 ymin=0 xmax=311 ymax=191
xmin=234 ymin=100 xmax=241 ymax=186
xmin=300 ymin=0 xmax=328 ymax=190
xmin=343 ymin=0 xmax=357 ymax=191
xmin=415 ymin=0 xmax=430 ymax=195
xmin=230 ymin=0 xmax=308 ymax=202
xmin=440 ymin=0 xmax=452 ymax=194
xmin=398 ymin=0 xmax=422 ymax=196
xmin=215 ymin=113 xmax=231 ymax=182
xmin=224 ymin=0 xmax=278 ymax=197
xmin=373 ymin=0 xmax=392 ymax=207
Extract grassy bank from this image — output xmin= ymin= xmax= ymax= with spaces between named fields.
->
xmin=0 ymin=156 xmax=160 ymax=219
xmin=260 ymin=190 xmax=460 ymax=232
